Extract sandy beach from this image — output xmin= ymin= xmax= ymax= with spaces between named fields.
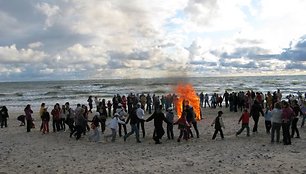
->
xmin=1 ymin=107 xmax=306 ymax=174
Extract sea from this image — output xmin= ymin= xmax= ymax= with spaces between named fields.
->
xmin=0 ymin=75 xmax=305 ymax=112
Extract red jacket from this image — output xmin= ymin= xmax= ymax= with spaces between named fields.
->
xmin=239 ymin=112 xmax=250 ymax=124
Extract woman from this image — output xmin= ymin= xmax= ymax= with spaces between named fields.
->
xmin=51 ymin=103 xmax=61 ymax=132
xmin=282 ymin=101 xmax=294 ymax=145
xmin=24 ymin=104 xmax=33 ymax=132
xmin=271 ymin=102 xmax=282 ymax=143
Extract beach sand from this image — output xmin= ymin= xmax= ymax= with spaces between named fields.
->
xmin=1 ymin=107 xmax=306 ymax=174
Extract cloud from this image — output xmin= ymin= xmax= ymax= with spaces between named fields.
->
xmin=0 ymin=45 xmax=46 ymax=64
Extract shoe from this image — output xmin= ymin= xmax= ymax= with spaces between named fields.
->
xmin=155 ymin=141 xmax=162 ymax=144
xmin=137 ymin=140 xmax=141 ymax=143
xmin=123 ymin=136 xmax=127 ymax=142
xmin=296 ymin=136 xmax=300 ymax=138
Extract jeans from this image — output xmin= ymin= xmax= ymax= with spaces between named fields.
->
xmin=137 ymin=120 xmax=145 ymax=138
xmin=124 ymin=124 xmax=140 ymax=142
xmin=291 ymin=118 xmax=300 ymax=138
xmin=282 ymin=122 xmax=291 ymax=145
xmin=271 ymin=122 xmax=281 ymax=142
xmin=236 ymin=123 xmax=250 ymax=136
xmin=265 ymin=120 xmax=272 ymax=134
xmin=167 ymin=123 xmax=174 ymax=139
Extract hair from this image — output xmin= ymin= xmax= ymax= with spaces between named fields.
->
xmin=274 ymin=102 xmax=281 ymax=109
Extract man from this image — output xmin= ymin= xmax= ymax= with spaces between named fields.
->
xmin=124 ymin=105 xmax=141 ymax=143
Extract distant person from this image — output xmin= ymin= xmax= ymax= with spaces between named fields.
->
xmin=211 ymin=111 xmax=225 ymax=140
xmin=0 ymin=106 xmax=9 ymax=128
xmin=107 ymin=100 xmax=112 ymax=117
xmin=204 ymin=93 xmax=210 ymax=108
xmin=87 ymin=96 xmax=93 ymax=113
xmin=236 ymin=109 xmax=250 ymax=137
xmin=24 ymin=104 xmax=34 ymax=132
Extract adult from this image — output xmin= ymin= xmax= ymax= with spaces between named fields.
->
xmin=124 ymin=105 xmax=141 ymax=143
xmin=250 ymin=100 xmax=264 ymax=133
xmin=271 ymin=102 xmax=282 ymax=143
xmin=24 ymin=104 xmax=33 ymax=132
xmin=146 ymin=105 xmax=171 ymax=144
xmin=0 ymin=106 xmax=9 ymax=128
xmin=282 ymin=101 xmax=294 ymax=145
xmin=136 ymin=103 xmax=146 ymax=138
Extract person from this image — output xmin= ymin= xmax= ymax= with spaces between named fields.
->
xmin=60 ymin=105 xmax=66 ymax=131
xmin=174 ymin=112 xmax=190 ymax=142
xmin=39 ymin=103 xmax=46 ymax=132
xmin=291 ymin=100 xmax=301 ymax=138
xmin=98 ymin=100 xmax=107 ymax=134
xmin=146 ymin=105 xmax=171 ymax=144
xmin=250 ymin=100 xmax=264 ymax=133
xmin=17 ymin=115 xmax=26 ymax=126
xmin=51 ymin=103 xmax=61 ymax=132
xmin=282 ymin=101 xmax=294 ymax=145
xmin=107 ymin=100 xmax=112 ymax=117
xmin=204 ymin=93 xmax=210 ymax=108
xmin=87 ymin=96 xmax=93 ymax=113
xmin=236 ymin=109 xmax=250 ymax=137
xmin=200 ymin=92 xmax=204 ymax=108
xmin=166 ymin=107 xmax=174 ymax=140
xmin=301 ymin=101 xmax=306 ymax=128
xmin=185 ymin=104 xmax=199 ymax=138
xmin=105 ymin=113 xmax=126 ymax=142
xmin=136 ymin=103 xmax=146 ymax=138
xmin=88 ymin=112 xmax=100 ymax=142
xmin=124 ymin=105 xmax=141 ymax=143
xmin=264 ymin=107 xmax=272 ymax=134
xmin=223 ymin=91 xmax=229 ymax=108
xmin=211 ymin=111 xmax=225 ymax=140
xmin=271 ymin=102 xmax=282 ymax=143
xmin=0 ymin=106 xmax=9 ymax=128
xmin=41 ymin=107 xmax=50 ymax=134
xmin=64 ymin=102 xmax=75 ymax=133
xmin=116 ymin=103 xmax=128 ymax=137
xmin=70 ymin=107 xmax=87 ymax=140
xmin=24 ymin=104 xmax=33 ymax=132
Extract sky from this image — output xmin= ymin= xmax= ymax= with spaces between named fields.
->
xmin=0 ymin=0 xmax=306 ymax=81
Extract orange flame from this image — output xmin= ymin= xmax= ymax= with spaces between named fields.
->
xmin=175 ymin=83 xmax=201 ymax=121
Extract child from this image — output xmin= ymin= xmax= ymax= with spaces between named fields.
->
xmin=174 ymin=111 xmax=190 ymax=142
xmin=264 ymin=107 xmax=272 ymax=134
xmin=105 ymin=113 xmax=126 ymax=142
xmin=211 ymin=111 xmax=225 ymax=140
xmin=236 ymin=109 xmax=250 ymax=136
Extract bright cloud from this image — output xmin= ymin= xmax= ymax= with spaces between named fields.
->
xmin=0 ymin=0 xmax=306 ymax=81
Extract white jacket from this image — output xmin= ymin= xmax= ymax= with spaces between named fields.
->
xmin=107 ymin=117 xmax=125 ymax=129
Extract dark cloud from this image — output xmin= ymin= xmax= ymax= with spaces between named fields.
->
xmin=220 ymin=59 xmax=258 ymax=69
xmin=280 ymin=35 xmax=306 ymax=61
xmin=219 ymin=47 xmax=276 ymax=60
xmin=285 ymin=63 xmax=306 ymax=70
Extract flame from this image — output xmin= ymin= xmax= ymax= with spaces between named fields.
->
xmin=175 ymin=83 xmax=201 ymax=121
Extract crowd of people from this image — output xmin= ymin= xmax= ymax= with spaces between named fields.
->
xmin=1 ymin=89 xmax=306 ymax=146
